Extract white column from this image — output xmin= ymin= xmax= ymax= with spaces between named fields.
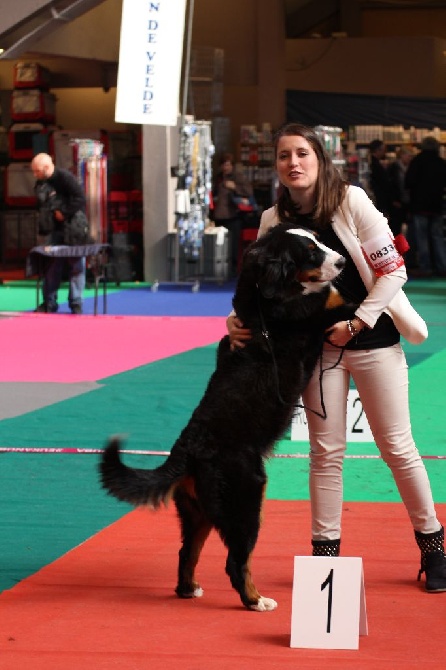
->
xmin=142 ymin=123 xmax=179 ymax=282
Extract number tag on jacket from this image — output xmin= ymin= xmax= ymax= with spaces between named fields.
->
xmin=361 ymin=233 xmax=404 ymax=277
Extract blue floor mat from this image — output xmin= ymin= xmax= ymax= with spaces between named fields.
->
xmin=87 ymin=281 xmax=237 ymax=316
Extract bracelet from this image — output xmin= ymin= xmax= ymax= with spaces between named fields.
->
xmin=346 ymin=319 xmax=359 ymax=338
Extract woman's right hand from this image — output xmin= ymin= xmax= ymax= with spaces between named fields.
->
xmin=226 ymin=315 xmax=252 ymax=350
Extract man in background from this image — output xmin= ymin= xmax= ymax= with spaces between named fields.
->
xmin=387 ymin=145 xmax=413 ymax=237
xmin=368 ymin=139 xmax=391 ymax=218
xmin=31 ymin=153 xmax=89 ymax=314
xmin=405 ymin=137 xmax=446 ymax=277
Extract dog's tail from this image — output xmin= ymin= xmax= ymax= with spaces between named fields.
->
xmin=99 ymin=437 xmax=186 ymax=509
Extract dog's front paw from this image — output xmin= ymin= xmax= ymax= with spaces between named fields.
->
xmin=251 ymin=596 xmax=278 ymax=612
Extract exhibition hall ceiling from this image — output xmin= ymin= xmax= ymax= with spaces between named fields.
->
xmin=0 ymin=0 xmax=444 ymax=91
xmin=283 ymin=0 xmax=446 ymax=38
xmin=0 ymin=0 xmax=107 ymax=59
xmin=2 ymin=0 xmax=446 ymax=60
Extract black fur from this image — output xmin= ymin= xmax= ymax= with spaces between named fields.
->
xmin=99 ymin=223 xmax=355 ymax=611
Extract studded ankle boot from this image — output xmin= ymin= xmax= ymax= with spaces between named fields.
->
xmin=312 ymin=538 xmax=341 ymax=557
xmin=415 ymin=526 xmax=446 ymax=593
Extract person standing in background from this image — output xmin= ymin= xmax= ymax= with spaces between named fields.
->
xmin=387 ymin=146 xmax=413 ymax=237
xmin=31 ymin=152 xmax=89 ymax=314
xmin=212 ymin=153 xmax=254 ymax=278
xmin=368 ymin=139 xmax=392 ymax=217
xmin=405 ymin=136 xmax=446 ymax=277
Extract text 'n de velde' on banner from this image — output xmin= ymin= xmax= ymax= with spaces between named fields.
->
xmin=115 ymin=0 xmax=187 ymax=127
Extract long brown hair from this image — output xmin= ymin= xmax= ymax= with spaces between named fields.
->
xmin=274 ymin=123 xmax=347 ymax=229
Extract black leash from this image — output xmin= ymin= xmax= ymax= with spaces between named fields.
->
xmin=296 ymin=343 xmax=346 ymax=420
xmin=257 ymin=290 xmax=291 ymax=406
xmin=256 ymin=287 xmax=347 ymax=417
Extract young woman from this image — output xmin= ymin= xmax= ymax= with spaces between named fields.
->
xmin=227 ymin=123 xmax=446 ymax=592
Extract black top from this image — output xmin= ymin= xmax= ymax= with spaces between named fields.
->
xmin=369 ymin=156 xmax=392 ymax=216
xmin=36 ymin=167 xmax=86 ymax=220
xmin=405 ymin=151 xmax=446 ymax=215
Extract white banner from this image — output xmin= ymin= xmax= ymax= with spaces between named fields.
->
xmin=115 ymin=0 xmax=187 ymax=126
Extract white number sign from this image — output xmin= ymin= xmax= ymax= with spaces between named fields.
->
xmin=291 ymin=556 xmax=368 ymax=650
xmin=291 ymin=389 xmax=373 ymax=443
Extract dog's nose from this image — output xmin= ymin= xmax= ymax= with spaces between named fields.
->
xmin=335 ymin=256 xmax=346 ymax=270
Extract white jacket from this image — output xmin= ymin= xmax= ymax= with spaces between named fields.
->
xmin=258 ymin=185 xmax=427 ymax=344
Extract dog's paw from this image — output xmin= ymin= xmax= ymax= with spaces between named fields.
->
xmin=251 ymin=596 xmax=278 ymax=612
xmin=176 ymin=585 xmax=204 ymax=599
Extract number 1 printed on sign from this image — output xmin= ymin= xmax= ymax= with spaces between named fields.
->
xmin=321 ymin=568 xmax=334 ymax=633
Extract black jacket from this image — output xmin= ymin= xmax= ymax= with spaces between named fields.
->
xmin=369 ymin=155 xmax=391 ymax=215
xmin=35 ymin=167 xmax=87 ymax=240
xmin=44 ymin=167 xmax=87 ymax=219
xmin=405 ymin=151 xmax=446 ymax=215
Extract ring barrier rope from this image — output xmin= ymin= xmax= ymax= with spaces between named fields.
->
xmin=0 ymin=447 xmax=445 ymax=460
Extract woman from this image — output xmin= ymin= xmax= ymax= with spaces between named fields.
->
xmin=212 ymin=152 xmax=253 ymax=277
xmin=227 ymin=123 xmax=446 ymax=592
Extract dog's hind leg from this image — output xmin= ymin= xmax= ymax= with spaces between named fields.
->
xmin=222 ymin=486 xmax=278 ymax=612
xmin=174 ymin=485 xmax=212 ymax=599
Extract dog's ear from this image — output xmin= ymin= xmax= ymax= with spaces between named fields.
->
xmin=257 ymin=260 xmax=283 ymax=299
xmin=257 ymin=251 xmax=299 ymax=299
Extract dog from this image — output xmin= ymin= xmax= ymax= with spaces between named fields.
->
xmin=99 ymin=223 xmax=355 ymax=612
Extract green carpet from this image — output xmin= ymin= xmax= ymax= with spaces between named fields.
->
xmin=0 ymin=278 xmax=445 ymax=593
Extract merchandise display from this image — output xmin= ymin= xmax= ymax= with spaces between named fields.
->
xmin=1 ymin=61 xmax=56 ymax=260
xmin=72 ymin=139 xmax=108 ymax=244
xmin=344 ymin=124 xmax=446 ymax=190
xmin=314 ymin=125 xmax=345 ymax=165
xmin=174 ymin=119 xmax=214 ymax=261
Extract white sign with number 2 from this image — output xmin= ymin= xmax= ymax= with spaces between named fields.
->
xmin=291 ymin=389 xmax=374 ymax=443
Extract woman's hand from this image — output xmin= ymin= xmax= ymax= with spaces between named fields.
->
xmin=325 ymin=317 xmax=365 ymax=347
xmin=325 ymin=321 xmax=352 ymax=347
xmin=227 ymin=315 xmax=252 ymax=350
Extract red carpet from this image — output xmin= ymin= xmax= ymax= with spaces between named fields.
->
xmin=0 ymin=314 xmax=226 ymax=382
xmin=1 ymin=500 xmax=444 ymax=669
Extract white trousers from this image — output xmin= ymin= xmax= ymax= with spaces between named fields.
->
xmin=302 ymin=343 xmax=441 ymax=540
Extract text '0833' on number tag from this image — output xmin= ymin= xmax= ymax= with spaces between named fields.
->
xmin=290 ymin=556 xmax=368 ymax=650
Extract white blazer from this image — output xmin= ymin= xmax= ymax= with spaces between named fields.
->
xmin=258 ymin=185 xmax=427 ymax=344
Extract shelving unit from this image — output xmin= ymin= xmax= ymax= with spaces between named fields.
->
xmin=1 ymin=62 xmax=54 ymax=262
xmin=344 ymin=124 xmax=446 ymax=190
xmin=166 ymin=228 xmax=229 ymax=285
xmin=314 ymin=125 xmax=347 ymax=177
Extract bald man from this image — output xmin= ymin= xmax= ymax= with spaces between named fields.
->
xmin=31 ymin=153 xmax=88 ymax=314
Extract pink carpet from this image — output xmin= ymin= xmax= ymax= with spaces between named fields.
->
xmin=1 ymin=314 xmax=226 ymax=382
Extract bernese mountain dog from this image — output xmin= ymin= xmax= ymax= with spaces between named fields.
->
xmin=99 ymin=223 xmax=355 ymax=612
